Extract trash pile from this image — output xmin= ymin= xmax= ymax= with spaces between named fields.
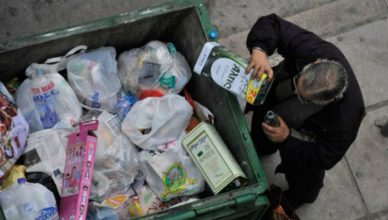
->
xmin=0 ymin=41 xmax=245 ymax=220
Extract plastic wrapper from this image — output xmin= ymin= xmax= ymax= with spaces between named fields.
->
xmin=117 ymin=41 xmax=191 ymax=97
xmin=91 ymin=190 xmax=132 ymax=220
xmin=67 ymin=47 xmax=122 ymax=113
xmin=127 ymin=185 xmax=194 ymax=218
xmin=0 ymin=82 xmax=29 ymax=177
xmin=16 ymin=64 xmax=81 ymax=132
xmin=116 ymin=95 xmax=137 ymax=120
xmin=90 ymin=111 xmax=139 ymax=201
xmin=0 ymin=165 xmax=26 ymax=189
xmin=0 ymin=178 xmax=59 ymax=220
xmin=121 ymin=94 xmax=192 ymax=150
xmin=138 ymin=133 xmax=204 ymax=201
xmin=87 ymin=204 xmax=119 ymax=220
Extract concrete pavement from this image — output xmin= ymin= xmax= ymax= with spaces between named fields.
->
xmin=214 ymin=1 xmax=388 ymax=219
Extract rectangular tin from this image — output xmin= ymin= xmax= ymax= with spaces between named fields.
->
xmin=182 ymin=122 xmax=246 ymax=194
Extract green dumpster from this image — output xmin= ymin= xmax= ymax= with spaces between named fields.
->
xmin=0 ymin=0 xmax=269 ymax=219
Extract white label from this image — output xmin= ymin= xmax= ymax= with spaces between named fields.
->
xmin=193 ymin=42 xmax=219 ymax=74
xmin=210 ymin=58 xmax=249 ymax=98
xmin=189 ymin=133 xmax=232 ymax=188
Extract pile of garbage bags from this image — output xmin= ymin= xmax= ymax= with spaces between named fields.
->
xmin=0 ymin=41 xmax=213 ymax=220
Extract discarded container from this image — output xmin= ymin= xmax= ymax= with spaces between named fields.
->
xmin=182 ymin=122 xmax=247 ymax=194
xmin=0 ymin=0 xmax=268 ymax=219
xmin=194 ymin=42 xmax=274 ymax=105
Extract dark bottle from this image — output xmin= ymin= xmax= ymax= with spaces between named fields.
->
xmin=264 ymin=110 xmax=280 ymax=127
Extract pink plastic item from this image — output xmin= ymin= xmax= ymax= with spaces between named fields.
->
xmin=59 ymin=120 xmax=99 ymax=220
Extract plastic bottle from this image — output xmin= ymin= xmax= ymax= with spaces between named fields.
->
xmin=0 ymin=178 xmax=59 ymax=220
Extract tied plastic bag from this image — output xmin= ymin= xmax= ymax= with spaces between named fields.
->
xmin=159 ymin=52 xmax=192 ymax=94
xmin=0 ymin=82 xmax=29 ymax=178
xmin=117 ymin=41 xmax=191 ymax=97
xmin=121 ymin=94 xmax=192 ymax=150
xmin=16 ymin=50 xmax=83 ymax=132
xmin=139 ymin=133 xmax=204 ymax=201
xmin=0 ymin=179 xmax=59 ymax=220
xmin=67 ymin=47 xmax=122 ymax=113
xmin=89 ymin=111 xmax=139 ymax=200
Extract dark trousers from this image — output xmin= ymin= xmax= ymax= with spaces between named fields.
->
xmin=249 ymin=105 xmax=324 ymax=210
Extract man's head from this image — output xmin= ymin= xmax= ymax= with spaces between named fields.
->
xmin=294 ymin=59 xmax=348 ymax=105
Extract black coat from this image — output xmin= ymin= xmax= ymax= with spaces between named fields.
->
xmin=246 ymin=14 xmax=365 ymax=171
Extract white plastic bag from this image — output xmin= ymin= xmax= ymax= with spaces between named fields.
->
xmin=159 ymin=52 xmax=192 ymax=94
xmin=138 ymin=133 xmax=204 ymax=201
xmin=0 ymin=82 xmax=29 ymax=178
xmin=117 ymin=41 xmax=191 ymax=97
xmin=16 ymin=47 xmax=83 ymax=132
xmin=0 ymin=179 xmax=59 ymax=220
xmin=121 ymin=94 xmax=192 ymax=150
xmin=67 ymin=47 xmax=122 ymax=113
xmin=90 ymin=111 xmax=139 ymax=200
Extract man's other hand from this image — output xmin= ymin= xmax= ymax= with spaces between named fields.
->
xmin=262 ymin=116 xmax=289 ymax=143
xmin=245 ymin=48 xmax=274 ymax=81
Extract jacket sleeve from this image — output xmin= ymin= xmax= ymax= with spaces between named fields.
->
xmin=279 ymin=125 xmax=357 ymax=170
xmin=246 ymin=13 xmax=330 ymax=59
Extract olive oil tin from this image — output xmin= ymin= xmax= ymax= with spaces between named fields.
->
xmin=193 ymin=42 xmax=273 ymax=105
xmin=182 ymin=122 xmax=246 ymax=194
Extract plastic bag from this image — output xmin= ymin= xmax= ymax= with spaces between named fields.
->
xmin=159 ymin=52 xmax=192 ymax=94
xmin=16 ymin=60 xmax=82 ymax=132
xmin=117 ymin=41 xmax=191 ymax=97
xmin=138 ymin=133 xmax=204 ymax=201
xmin=0 ymin=82 xmax=29 ymax=177
xmin=121 ymin=94 xmax=192 ymax=150
xmin=67 ymin=47 xmax=122 ymax=113
xmin=89 ymin=111 xmax=139 ymax=200
xmin=0 ymin=178 xmax=59 ymax=220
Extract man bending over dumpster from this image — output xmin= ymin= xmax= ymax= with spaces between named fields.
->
xmin=245 ymin=14 xmax=365 ymax=219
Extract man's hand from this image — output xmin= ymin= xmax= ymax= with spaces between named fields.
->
xmin=262 ymin=116 xmax=289 ymax=143
xmin=245 ymin=48 xmax=274 ymax=81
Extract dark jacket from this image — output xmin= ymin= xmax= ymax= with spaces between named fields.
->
xmin=246 ymin=14 xmax=365 ymax=171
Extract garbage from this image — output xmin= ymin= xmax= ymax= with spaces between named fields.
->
xmin=121 ymin=94 xmax=193 ymax=150
xmin=182 ymin=122 xmax=247 ymax=194
xmin=59 ymin=121 xmax=99 ymax=220
xmin=4 ymin=40 xmax=251 ymax=219
xmin=100 ymin=192 xmax=132 ymax=219
xmin=139 ymin=132 xmax=204 ymax=201
xmin=26 ymin=172 xmax=62 ymax=208
xmin=87 ymin=204 xmax=119 ymax=220
xmin=0 ymin=165 xmax=26 ymax=189
xmin=22 ymin=128 xmax=72 ymax=194
xmin=116 ymin=95 xmax=137 ymax=120
xmin=0 ymin=178 xmax=59 ymax=220
xmin=16 ymin=62 xmax=82 ymax=132
xmin=117 ymin=41 xmax=191 ymax=97
xmin=128 ymin=185 xmax=200 ymax=218
xmin=194 ymin=42 xmax=273 ymax=105
xmin=127 ymin=185 xmax=164 ymax=217
xmin=93 ymin=134 xmax=139 ymax=200
xmin=67 ymin=47 xmax=122 ymax=113
xmin=0 ymin=82 xmax=29 ymax=178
